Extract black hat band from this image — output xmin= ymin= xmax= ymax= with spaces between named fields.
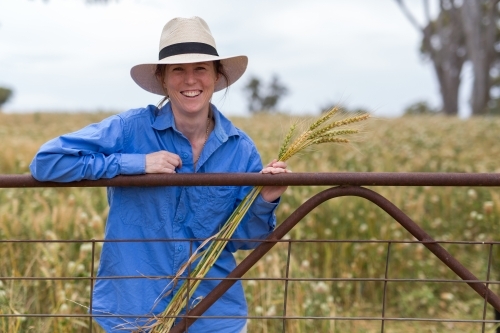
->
xmin=159 ymin=42 xmax=219 ymax=60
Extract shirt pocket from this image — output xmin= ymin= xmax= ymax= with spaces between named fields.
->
xmin=116 ymin=187 xmax=169 ymax=230
xmin=190 ymin=186 xmax=239 ymax=239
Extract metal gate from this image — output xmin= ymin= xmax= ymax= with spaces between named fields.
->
xmin=1 ymin=172 xmax=500 ymax=332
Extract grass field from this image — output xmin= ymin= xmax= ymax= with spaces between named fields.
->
xmin=0 ymin=112 xmax=499 ymax=332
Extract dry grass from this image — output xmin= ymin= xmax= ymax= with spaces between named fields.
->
xmin=0 ymin=112 xmax=500 ymax=332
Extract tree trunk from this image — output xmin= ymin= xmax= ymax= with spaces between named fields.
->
xmin=461 ymin=0 xmax=499 ymax=115
xmin=421 ymin=1 xmax=465 ymax=115
xmin=433 ymin=61 xmax=461 ymax=115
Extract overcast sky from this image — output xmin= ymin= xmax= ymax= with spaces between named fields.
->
xmin=0 ymin=0 xmax=472 ymax=117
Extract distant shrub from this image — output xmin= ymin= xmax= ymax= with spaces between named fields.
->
xmin=319 ymin=102 xmax=369 ymax=115
xmin=486 ymin=98 xmax=500 ymax=116
xmin=0 ymin=87 xmax=13 ymax=110
xmin=403 ymin=101 xmax=440 ymax=116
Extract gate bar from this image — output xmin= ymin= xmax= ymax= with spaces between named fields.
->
xmin=1 ymin=172 xmax=500 ymax=188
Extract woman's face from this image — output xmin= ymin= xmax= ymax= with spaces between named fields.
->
xmin=163 ymin=61 xmax=218 ymax=116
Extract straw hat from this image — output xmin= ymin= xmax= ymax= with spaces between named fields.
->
xmin=130 ymin=16 xmax=248 ymax=95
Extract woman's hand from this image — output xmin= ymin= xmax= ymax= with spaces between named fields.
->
xmin=260 ymin=159 xmax=290 ymax=202
xmin=145 ymin=151 xmax=182 ymax=173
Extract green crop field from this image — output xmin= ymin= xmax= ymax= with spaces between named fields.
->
xmin=0 ymin=112 xmax=499 ymax=332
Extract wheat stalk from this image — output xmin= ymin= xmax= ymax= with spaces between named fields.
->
xmin=278 ymin=107 xmax=369 ymax=161
xmin=148 ymin=106 xmax=369 ymax=332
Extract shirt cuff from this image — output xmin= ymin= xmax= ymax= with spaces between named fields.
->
xmin=120 ymin=154 xmax=146 ymax=174
xmin=254 ymin=194 xmax=280 ymax=215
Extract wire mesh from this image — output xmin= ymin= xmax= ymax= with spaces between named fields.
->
xmin=1 ymin=238 xmax=499 ymax=332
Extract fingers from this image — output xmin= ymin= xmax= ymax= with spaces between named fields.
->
xmin=261 ymin=160 xmax=291 ymax=174
xmin=145 ymin=151 xmax=182 ymax=174
xmin=265 ymin=159 xmax=278 ymax=168
xmin=261 ymin=168 xmax=292 ymax=174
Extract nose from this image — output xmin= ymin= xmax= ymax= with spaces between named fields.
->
xmin=184 ymin=69 xmax=196 ymax=85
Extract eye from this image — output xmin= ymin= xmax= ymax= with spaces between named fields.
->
xmin=170 ymin=66 xmax=183 ymax=72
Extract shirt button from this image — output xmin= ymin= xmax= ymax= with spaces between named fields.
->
xmin=177 ymin=245 xmax=183 ymax=251
xmin=181 ymin=152 xmax=188 ymax=159
xmin=176 ymin=214 xmax=184 ymax=221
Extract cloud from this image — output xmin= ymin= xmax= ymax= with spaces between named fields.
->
xmin=1 ymin=0 xmax=440 ymax=116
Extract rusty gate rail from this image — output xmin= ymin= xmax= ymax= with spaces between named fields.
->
xmin=1 ymin=172 xmax=500 ymax=332
xmin=2 ymin=172 xmax=500 ymax=187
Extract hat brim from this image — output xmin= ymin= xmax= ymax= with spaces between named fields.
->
xmin=130 ymin=54 xmax=248 ymax=95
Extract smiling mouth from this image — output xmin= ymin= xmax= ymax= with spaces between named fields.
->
xmin=182 ymin=90 xmax=202 ymax=97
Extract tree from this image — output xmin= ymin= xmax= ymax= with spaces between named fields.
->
xmin=395 ymin=0 xmax=500 ymax=116
xmin=0 ymin=87 xmax=13 ymax=110
xmin=244 ymin=77 xmax=262 ymax=113
xmin=461 ymin=0 xmax=499 ymax=115
xmin=243 ymin=75 xmax=289 ymax=113
xmin=395 ymin=0 xmax=466 ymax=116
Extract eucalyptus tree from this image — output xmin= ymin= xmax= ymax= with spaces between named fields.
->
xmin=395 ymin=0 xmax=500 ymax=116
xmin=395 ymin=0 xmax=466 ymax=115
xmin=461 ymin=0 xmax=499 ymax=115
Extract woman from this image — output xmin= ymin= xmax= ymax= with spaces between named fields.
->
xmin=30 ymin=17 xmax=288 ymax=332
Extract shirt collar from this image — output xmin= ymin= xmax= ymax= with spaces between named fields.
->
xmin=151 ymin=102 xmax=239 ymax=143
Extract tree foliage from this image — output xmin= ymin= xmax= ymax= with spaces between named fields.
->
xmin=243 ymin=75 xmax=289 ymax=113
xmin=395 ymin=0 xmax=500 ymax=116
xmin=0 ymin=87 xmax=13 ymax=110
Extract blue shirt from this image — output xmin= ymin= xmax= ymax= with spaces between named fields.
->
xmin=30 ymin=103 xmax=278 ymax=332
